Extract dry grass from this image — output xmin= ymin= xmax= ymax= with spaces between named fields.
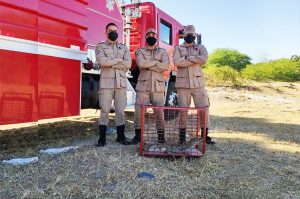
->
xmin=1 ymin=82 xmax=300 ymax=198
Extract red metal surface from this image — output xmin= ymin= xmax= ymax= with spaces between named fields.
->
xmin=141 ymin=151 xmax=202 ymax=158
xmin=157 ymin=8 xmax=183 ymax=77
xmin=0 ymin=0 xmax=87 ymax=49
xmin=196 ymin=110 xmax=200 ymax=149
xmin=0 ymin=0 xmax=123 ymax=124
xmin=0 ymin=50 xmax=38 ymax=124
xmin=202 ymin=110 xmax=207 ymax=153
xmin=0 ymin=0 xmax=86 ymax=124
xmin=1 ymin=0 xmax=184 ymax=125
xmin=127 ymin=2 xmax=156 ymax=70
xmin=127 ymin=2 xmax=183 ymax=79
xmin=140 ymin=103 xmax=146 ymax=155
xmin=38 ymin=0 xmax=87 ymax=50
xmin=140 ymin=105 xmax=209 ymax=111
xmin=0 ymin=0 xmax=38 ymax=41
xmin=86 ymin=0 xmax=123 ymax=49
xmin=38 ymin=56 xmax=81 ymax=119
xmin=0 ymin=50 xmax=81 ymax=124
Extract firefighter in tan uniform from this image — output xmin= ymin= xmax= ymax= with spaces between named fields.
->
xmin=131 ymin=28 xmax=169 ymax=144
xmin=173 ymin=25 xmax=215 ymax=144
xmin=95 ymin=23 xmax=132 ymax=147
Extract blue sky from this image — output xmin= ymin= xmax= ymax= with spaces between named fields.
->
xmin=127 ymin=0 xmax=300 ymax=63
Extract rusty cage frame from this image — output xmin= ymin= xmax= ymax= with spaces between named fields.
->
xmin=139 ymin=104 xmax=208 ymax=158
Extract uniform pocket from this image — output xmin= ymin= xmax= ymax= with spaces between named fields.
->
xmin=103 ymin=48 xmax=114 ymax=58
xmin=136 ymin=80 xmax=147 ymax=91
xmin=155 ymin=80 xmax=165 ymax=92
xmin=175 ymin=77 xmax=186 ymax=88
xmin=98 ymin=89 xmax=105 ymax=108
xmin=191 ymin=49 xmax=200 ymax=56
xmin=155 ymin=74 xmax=165 ymax=81
xmin=193 ymin=88 xmax=210 ymax=107
xmin=117 ymin=48 xmax=125 ymax=58
xmin=179 ymin=48 xmax=188 ymax=57
xmin=176 ymin=71 xmax=186 ymax=78
xmin=201 ymin=89 xmax=210 ymax=107
xmin=193 ymin=69 xmax=203 ymax=77
xmin=120 ymin=72 xmax=128 ymax=87
xmin=193 ymin=76 xmax=205 ymax=87
xmin=154 ymin=53 xmax=162 ymax=61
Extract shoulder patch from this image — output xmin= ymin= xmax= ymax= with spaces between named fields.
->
xmin=95 ymin=46 xmax=101 ymax=55
xmin=97 ymin=42 xmax=106 ymax=48
xmin=135 ymin=50 xmax=140 ymax=56
xmin=118 ymin=43 xmax=127 ymax=50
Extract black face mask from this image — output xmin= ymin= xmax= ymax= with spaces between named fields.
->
xmin=108 ymin=31 xmax=118 ymax=41
xmin=146 ymin=37 xmax=157 ymax=46
xmin=184 ymin=35 xmax=195 ymax=43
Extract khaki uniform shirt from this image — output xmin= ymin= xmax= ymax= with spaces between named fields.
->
xmin=135 ymin=46 xmax=169 ymax=92
xmin=96 ymin=41 xmax=132 ymax=89
xmin=173 ymin=42 xmax=208 ymax=88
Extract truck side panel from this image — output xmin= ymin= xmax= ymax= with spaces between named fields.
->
xmin=86 ymin=0 xmax=123 ymax=49
xmin=38 ymin=56 xmax=81 ymax=119
xmin=127 ymin=2 xmax=157 ymax=70
xmin=0 ymin=0 xmax=87 ymax=124
xmin=37 ymin=0 xmax=87 ymax=120
xmin=1 ymin=0 xmax=124 ymax=124
xmin=0 ymin=50 xmax=38 ymax=124
xmin=126 ymin=2 xmax=183 ymax=85
xmin=157 ymin=8 xmax=183 ymax=77
xmin=0 ymin=1 xmax=38 ymax=124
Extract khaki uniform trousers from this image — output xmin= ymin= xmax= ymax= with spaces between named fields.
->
xmin=134 ymin=91 xmax=165 ymax=129
xmin=98 ymin=88 xmax=127 ymax=126
xmin=177 ymin=87 xmax=210 ymax=128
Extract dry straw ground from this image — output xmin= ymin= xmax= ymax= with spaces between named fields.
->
xmin=1 ymin=82 xmax=300 ymax=198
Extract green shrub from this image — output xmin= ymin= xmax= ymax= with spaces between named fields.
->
xmin=207 ymin=48 xmax=251 ymax=71
xmin=204 ymin=65 xmax=244 ymax=87
xmin=242 ymin=59 xmax=300 ymax=82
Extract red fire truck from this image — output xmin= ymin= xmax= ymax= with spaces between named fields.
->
xmin=0 ymin=0 xmax=199 ymax=125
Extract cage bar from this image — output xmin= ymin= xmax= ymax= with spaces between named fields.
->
xmin=139 ymin=105 xmax=208 ymax=158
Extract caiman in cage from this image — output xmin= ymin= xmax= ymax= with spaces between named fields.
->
xmin=139 ymin=105 xmax=208 ymax=158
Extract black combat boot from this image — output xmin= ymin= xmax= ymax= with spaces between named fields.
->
xmin=201 ymin=128 xmax=215 ymax=144
xmin=97 ymin=125 xmax=107 ymax=147
xmin=130 ymin=129 xmax=141 ymax=145
xmin=179 ymin=128 xmax=186 ymax=144
xmin=116 ymin=125 xmax=131 ymax=145
xmin=157 ymin=129 xmax=165 ymax=143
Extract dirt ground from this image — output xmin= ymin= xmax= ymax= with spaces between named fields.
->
xmin=0 ymin=81 xmax=299 ymax=198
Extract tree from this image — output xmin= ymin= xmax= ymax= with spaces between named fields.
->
xmin=207 ymin=48 xmax=251 ymax=71
xmin=291 ymin=55 xmax=299 ymax=61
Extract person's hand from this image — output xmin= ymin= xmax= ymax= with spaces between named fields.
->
xmin=187 ymin=56 xmax=195 ymax=60
xmin=116 ymin=58 xmax=123 ymax=62
xmin=154 ymin=60 xmax=160 ymax=65
xmin=83 ymin=59 xmax=94 ymax=70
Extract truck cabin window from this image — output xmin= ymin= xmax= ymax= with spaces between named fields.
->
xmin=160 ymin=20 xmax=172 ymax=45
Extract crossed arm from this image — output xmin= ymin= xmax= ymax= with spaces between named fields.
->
xmin=136 ymin=50 xmax=169 ymax=72
xmin=173 ymin=46 xmax=208 ymax=67
xmin=96 ymin=45 xmax=132 ymax=70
